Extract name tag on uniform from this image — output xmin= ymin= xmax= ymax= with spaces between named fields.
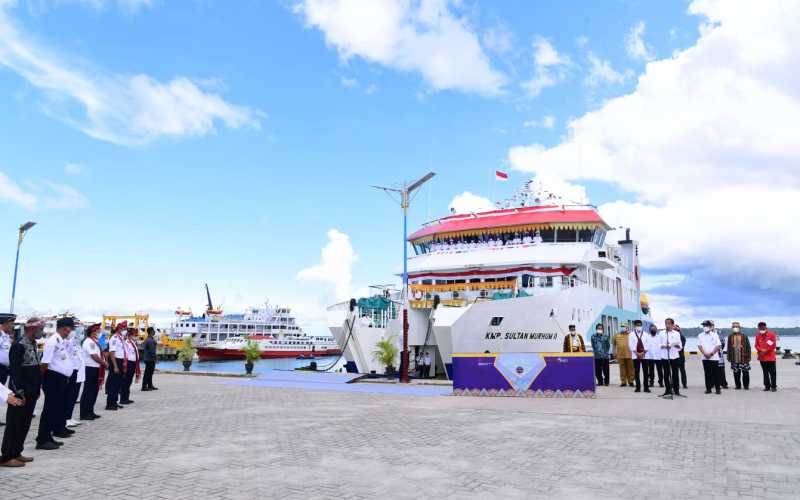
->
xmin=767 ymin=340 xmax=774 ymax=346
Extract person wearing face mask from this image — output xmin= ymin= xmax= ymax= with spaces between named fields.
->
xmin=590 ymin=323 xmax=610 ymax=386
xmin=37 ymin=317 xmax=78 ymax=449
xmin=754 ymin=321 xmax=777 ymax=392
xmin=645 ymin=324 xmax=662 ymax=389
xmin=1 ymin=317 xmax=45 ymax=465
xmin=119 ymin=327 xmax=141 ymax=405
xmin=698 ymin=320 xmax=722 ymax=394
xmin=562 ymin=324 xmax=586 ymax=353
xmin=613 ymin=326 xmax=634 ymax=387
xmin=658 ymin=318 xmax=683 ymax=397
xmin=726 ymin=322 xmax=751 ymax=390
xmin=63 ymin=327 xmax=85 ymax=428
xmin=627 ymin=319 xmax=649 ymax=392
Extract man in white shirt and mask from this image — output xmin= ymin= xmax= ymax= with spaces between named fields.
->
xmin=645 ymin=324 xmax=662 ymax=389
xmin=36 ymin=317 xmax=78 ymax=449
xmin=698 ymin=320 xmax=722 ymax=394
xmin=659 ymin=318 xmax=684 ymax=397
xmin=628 ymin=319 xmax=649 ymax=393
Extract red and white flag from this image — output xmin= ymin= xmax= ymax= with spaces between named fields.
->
xmin=495 ymin=169 xmax=508 ymax=181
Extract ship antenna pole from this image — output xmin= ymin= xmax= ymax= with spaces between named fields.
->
xmin=371 ymin=171 xmax=436 ymax=383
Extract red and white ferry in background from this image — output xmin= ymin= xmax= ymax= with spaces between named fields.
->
xmin=189 ymin=304 xmax=340 ymax=361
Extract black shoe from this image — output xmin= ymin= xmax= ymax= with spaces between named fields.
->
xmin=151 ymin=387 xmax=159 ymax=390
xmin=634 ymin=388 xmax=641 ymax=393
xmin=105 ymin=405 xmax=118 ymax=411
xmin=763 ymin=387 xmax=771 ymax=391
xmin=141 ymin=387 xmax=151 ymax=391
xmin=119 ymin=400 xmax=134 ymax=404
xmin=80 ymin=415 xmax=96 ymax=421
xmin=715 ymin=389 xmax=721 ymax=394
xmin=620 ymin=383 xmax=627 ymax=387
xmin=36 ymin=441 xmax=60 ymax=450
xmin=91 ymin=414 xmax=102 ymax=419
xmin=734 ymin=386 xmax=741 ymax=390
xmin=658 ymin=382 xmax=664 ymax=388
xmin=644 ymin=389 xmax=651 ymax=393
xmin=603 ymin=382 xmax=609 ymax=386
xmin=771 ymin=387 xmax=777 ymax=392
xmin=63 ymin=428 xmax=76 ymax=434
xmin=52 ymin=431 xmax=72 ymax=439
xmin=744 ymin=387 xmax=749 ymax=390
xmin=705 ymin=390 xmax=712 ymax=394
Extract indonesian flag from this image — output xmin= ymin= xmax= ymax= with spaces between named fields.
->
xmin=495 ymin=169 xmax=508 ymax=181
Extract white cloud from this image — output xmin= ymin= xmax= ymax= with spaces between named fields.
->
xmin=0 ymin=3 xmax=260 ymax=146
xmin=522 ymin=36 xmax=570 ymax=97
xmin=297 ymin=229 xmax=359 ymax=302
xmin=508 ymin=0 xmax=800 ymax=296
xmin=41 ymin=180 xmax=89 ymax=209
xmin=64 ymin=163 xmax=83 ymax=175
xmin=296 ymin=0 xmax=506 ymax=96
xmin=482 ymin=23 xmax=513 ymax=55
xmin=447 ymin=191 xmax=494 ymax=214
xmin=340 ymin=76 xmax=358 ymax=88
xmin=640 ymin=273 xmax=686 ymax=291
xmin=523 ymin=114 xmax=555 ymax=129
xmin=0 ymin=170 xmax=36 ymax=209
xmin=625 ymin=20 xmax=654 ymax=61
xmin=583 ymin=52 xmax=632 ymax=87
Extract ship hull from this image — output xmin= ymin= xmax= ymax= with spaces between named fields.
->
xmin=196 ymin=347 xmax=342 ymax=361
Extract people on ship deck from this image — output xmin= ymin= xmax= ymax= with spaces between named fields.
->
xmin=562 ymin=325 xmax=586 ymax=353
xmin=590 ymin=324 xmax=610 ymax=386
xmin=628 ymin=320 xmax=649 ymax=393
xmin=613 ymin=326 xmax=634 ymax=387
xmin=726 ymin=322 xmax=751 ymax=390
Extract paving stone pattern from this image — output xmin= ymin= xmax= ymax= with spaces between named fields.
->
xmin=2 ymin=359 xmax=799 ymax=499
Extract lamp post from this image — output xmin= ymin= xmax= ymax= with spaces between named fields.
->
xmin=372 ymin=171 xmax=436 ymax=383
xmin=10 ymin=221 xmax=36 ymax=313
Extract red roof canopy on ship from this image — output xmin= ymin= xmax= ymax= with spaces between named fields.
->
xmin=408 ymin=205 xmax=608 ymax=241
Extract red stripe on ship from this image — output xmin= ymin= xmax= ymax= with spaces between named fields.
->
xmin=409 ymin=265 xmax=575 ymax=280
xmin=196 ymin=348 xmax=342 ymax=361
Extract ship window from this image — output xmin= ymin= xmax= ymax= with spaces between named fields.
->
xmin=539 ymin=229 xmax=555 ymax=242
xmin=556 ymin=229 xmax=577 ymax=242
xmin=578 ymin=229 xmax=594 ymax=242
xmin=489 ymin=317 xmax=503 ymax=326
xmin=469 ymin=278 xmax=481 ymax=283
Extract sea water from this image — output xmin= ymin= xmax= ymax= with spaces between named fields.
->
xmin=156 ymin=355 xmax=346 ymax=375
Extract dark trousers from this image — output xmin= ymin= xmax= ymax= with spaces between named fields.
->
xmin=702 ymin=359 xmax=721 ymax=392
xmin=663 ymin=359 xmax=681 ymax=395
xmin=718 ymin=363 xmax=729 ymax=388
xmin=644 ymin=359 xmax=657 ymax=387
xmin=120 ymin=361 xmax=136 ymax=402
xmin=2 ymin=395 xmax=37 ymax=461
xmin=106 ymin=359 xmax=125 ymax=407
xmin=658 ymin=359 xmax=672 ymax=394
xmin=760 ymin=361 xmax=777 ymax=389
xmin=594 ymin=358 xmax=609 ymax=385
xmin=653 ymin=360 xmax=664 ymax=386
xmin=0 ymin=363 xmax=7 ymax=384
xmin=733 ymin=368 xmax=750 ymax=389
xmin=633 ymin=358 xmax=648 ymax=390
xmin=37 ymin=371 xmax=68 ymax=443
xmin=80 ymin=367 xmax=100 ymax=417
xmin=677 ymin=357 xmax=687 ymax=388
xmin=64 ymin=370 xmax=80 ymax=423
xmin=142 ymin=361 xmax=155 ymax=389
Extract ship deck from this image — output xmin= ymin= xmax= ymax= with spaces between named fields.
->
xmin=7 ymin=359 xmax=799 ymax=499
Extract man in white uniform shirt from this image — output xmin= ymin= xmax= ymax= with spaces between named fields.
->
xmin=644 ymin=324 xmax=662 ymax=389
xmin=0 ymin=313 xmax=15 ymax=428
xmin=659 ymin=318 xmax=684 ymax=397
xmin=64 ymin=330 xmax=85 ymax=428
xmin=106 ymin=322 xmax=127 ymax=411
xmin=80 ymin=324 xmax=105 ymax=420
xmin=119 ymin=327 xmax=140 ymax=405
xmin=628 ymin=319 xmax=649 ymax=393
xmin=698 ymin=320 xmax=722 ymax=394
xmin=36 ymin=317 xmax=78 ymax=449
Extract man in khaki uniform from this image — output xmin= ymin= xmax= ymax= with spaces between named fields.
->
xmin=613 ymin=326 xmax=634 ymax=387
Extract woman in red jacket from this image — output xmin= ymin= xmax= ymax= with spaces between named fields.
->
xmin=754 ymin=321 xmax=777 ymax=392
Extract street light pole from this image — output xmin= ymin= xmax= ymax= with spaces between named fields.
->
xmin=10 ymin=221 xmax=36 ymax=314
xmin=372 ymin=172 xmax=435 ymax=383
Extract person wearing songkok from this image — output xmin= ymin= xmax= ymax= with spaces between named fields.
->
xmin=64 ymin=326 xmax=85 ymax=428
xmin=0 ymin=312 xmax=16 ymax=428
xmin=106 ymin=322 xmax=128 ymax=410
xmin=674 ymin=324 xmax=688 ymax=389
xmin=590 ymin=323 xmax=610 ymax=386
xmin=80 ymin=324 xmax=105 ymax=419
xmin=613 ymin=326 xmax=634 ymax=387
xmin=628 ymin=320 xmax=649 ymax=393
xmin=1 ymin=317 xmax=41 ymax=466
xmin=726 ymin=322 xmax=751 ymax=390
xmin=754 ymin=321 xmax=778 ymax=392
xmin=698 ymin=320 xmax=722 ymax=394
xmin=141 ymin=327 xmax=158 ymax=391
xmin=0 ymin=384 xmax=24 ymax=467
xmin=644 ymin=324 xmax=662 ymax=389
xmin=659 ymin=318 xmax=683 ymax=397
xmin=562 ymin=324 xmax=586 ymax=353
xmin=36 ymin=317 xmax=77 ymax=449
xmin=119 ymin=327 xmax=141 ymax=405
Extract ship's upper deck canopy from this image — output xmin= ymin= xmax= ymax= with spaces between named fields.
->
xmin=407 ymin=205 xmax=608 ymax=243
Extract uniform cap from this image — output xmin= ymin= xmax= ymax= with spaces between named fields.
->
xmin=56 ymin=317 xmax=76 ymax=329
xmin=0 ymin=312 xmax=16 ymax=324
xmin=701 ymin=320 xmax=714 ymax=327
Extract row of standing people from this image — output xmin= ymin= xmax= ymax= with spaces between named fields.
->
xmin=0 ymin=314 xmax=158 ymax=468
xmin=564 ymin=319 xmax=780 ymax=395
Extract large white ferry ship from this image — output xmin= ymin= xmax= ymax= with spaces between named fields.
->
xmin=170 ymin=287 xmax=340 ymax=360
xmin=328 ymin=180 xmax=652 ymax=377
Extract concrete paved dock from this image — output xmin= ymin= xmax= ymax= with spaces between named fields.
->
xmin=3 ymin=359 xmax=799 ymax=499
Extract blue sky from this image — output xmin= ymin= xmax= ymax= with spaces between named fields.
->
xmin=1 ymin=0 xmax=798 ymax=330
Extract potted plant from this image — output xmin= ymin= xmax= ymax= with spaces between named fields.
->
xmin=242 ymin=340 xmax=261 ymax=375
xmin=177 ymin=336 xmax=197 ymax=371
xmin=372 ymin=336 xmax=399 ymax=376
